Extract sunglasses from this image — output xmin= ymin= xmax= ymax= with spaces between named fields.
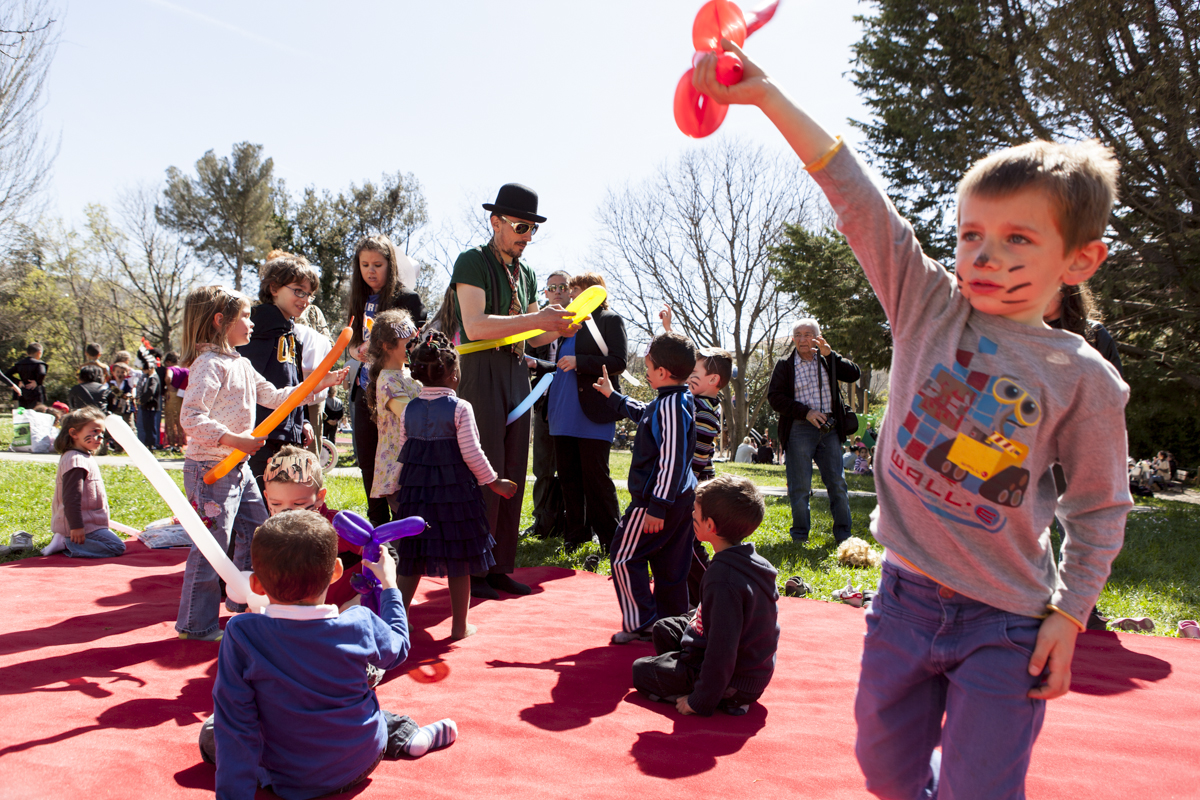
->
xmin=500 ymin=215 xmax=539 ymax=236
xmin=544 ymin=284 xmax=569 ymax=293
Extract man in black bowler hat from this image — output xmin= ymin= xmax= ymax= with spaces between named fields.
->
xmin=451 ymin=183 xmax=580 ymax=600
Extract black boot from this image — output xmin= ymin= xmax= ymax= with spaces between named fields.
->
xmin=470 ymin=575 xmax=499 ymax=600
xmin=486 ymin=573 xmax=531 ymax=596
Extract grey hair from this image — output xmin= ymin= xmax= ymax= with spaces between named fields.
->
xmin=793 ymin=318 xmax=821 ymax=335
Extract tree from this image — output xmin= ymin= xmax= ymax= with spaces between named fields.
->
xmin=598 ymin=138 xmax=821 ymax=446
xmin=157 ymin=142 xmax=276 ymax=293
xmin=272 ymin=171 xmax=430 ymax=324
xmin=772 ymin=225 xmax=893 ymax=372
xmin=0 ymin=0 xmax=58 ymax=247
xmin=850 ymin=0 xmax=1200 ymax=462
xmin=88 ymin=185 xmax=199 ymax=351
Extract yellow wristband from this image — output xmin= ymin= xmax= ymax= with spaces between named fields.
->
xmin=1046 ymin=604 xmax=1086 ymax=633
xmin=804 ymin=136 xmax=845 ymax=174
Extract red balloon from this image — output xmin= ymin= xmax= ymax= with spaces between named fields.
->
xmin=674 ymin=68 xmax=729 ymax=139
xmin=714 ymin=51 xmax=744 ymax=86
xmin=692 ymin=0 xmax=746 ymax=52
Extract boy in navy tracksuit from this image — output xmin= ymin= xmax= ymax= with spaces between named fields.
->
xmin=593 ymin=332 xmax=698 ymax=644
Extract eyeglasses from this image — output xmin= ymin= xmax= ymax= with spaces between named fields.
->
xmin=500 ymin=216 xmax=539 ymax=236
xmin=543 ymin=284 xmax=569 ymax=294
xmin=286 ymin=285 xmax=315 ymax=301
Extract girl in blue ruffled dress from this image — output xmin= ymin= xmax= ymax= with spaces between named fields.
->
xmin=394 ymin=331 xmax=517 ymax=640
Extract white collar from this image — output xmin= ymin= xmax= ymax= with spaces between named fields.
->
xmin=263 ymin=603 xmax=339 ymax=620
xmin=419 ymin=386 xmax=455 ymax=399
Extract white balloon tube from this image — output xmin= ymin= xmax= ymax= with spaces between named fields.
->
xmin=104 ymin=415 xmax=267 ymax=611
xmin=109 ymin=520 xmax=140 ymax=536
xmin=584 ymin=316 xmax=640 ymax=386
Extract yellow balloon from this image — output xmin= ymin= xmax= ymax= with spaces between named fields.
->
xmin=457 ymin=285 xmax=607 ymax=355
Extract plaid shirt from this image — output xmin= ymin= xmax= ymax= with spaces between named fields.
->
xmin=793 ymin=352 xmax=830 ymax=413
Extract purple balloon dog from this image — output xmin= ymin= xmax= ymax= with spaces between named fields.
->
xmin=332 ymin=511 xmax=426 ymax=613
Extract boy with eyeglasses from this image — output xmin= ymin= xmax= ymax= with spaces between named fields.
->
xmin=238 ymin=253 xmax=322 ymax=493
xmin=692 ymin=42 xmax=1131 ymax=798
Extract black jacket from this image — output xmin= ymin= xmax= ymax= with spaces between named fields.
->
xmin=556 ymin=307 xmax=628 ymax=425
xmin=137 ymin=371 xmax=162 ymax=410
xmin=237 ymin=303 xmax=306 ymax=443
xmin=68 ymin=381 xmax=110 ymax=411
xmin=682 ymin=542 xmax=780 ymax=716
xmin=767 ymin=348 xmax=861 ymax=445
xmin=7 ymin=356 xmax=47 ymax=408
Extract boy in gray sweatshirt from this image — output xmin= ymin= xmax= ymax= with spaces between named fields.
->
xmin=692 ymin=41 xmax=1131 ymax=799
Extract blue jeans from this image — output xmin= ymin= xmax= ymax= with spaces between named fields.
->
xmin=138 ymin=406 xmax=162 ymax=449
xmin=784 ymin=421 xmax=852 ymax=541
xmin=176 ymin=460 xmax=266 ymax=637
xmin=64 ymin=528 xmax=126 ymax=558
xmin=854 ymin=563 xmax=1047 ymax=800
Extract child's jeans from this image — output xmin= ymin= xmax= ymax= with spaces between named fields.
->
xmin=176 ymin=460 xmax=266 ymax=638
xmin=63 ymin=528 xmax=126 ymax=558
xmin=855 ymin=562 xmax=1047 ymax=800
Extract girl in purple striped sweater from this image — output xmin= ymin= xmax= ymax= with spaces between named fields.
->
xmin=391 ymin=331 xmax=517 ymax=640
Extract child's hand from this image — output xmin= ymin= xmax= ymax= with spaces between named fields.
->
xmin=593 ymin=365 xmax=615 ymax=398
xmin=693 ymin=39 xmax=771 ymax=107
xmin=317 ymin=367 xmax=349 ymax=391
xmin=222 ymin=432 xmax=267 ymax=455
xmin=644 ymin=513 xmax=664 ymax=534
xmin=302 ymin=421 xmax=315 ymax=447
xmin=490 ymin=478 xmax=518 ymax=499
xmin=69 ymin=527 xmax=86 ymax=545
xmin=364 ymin=545 xmax=398 ymax=591
xmin=675 ymin=695 xmax=695 ymax=715
xmin=1027 ymin=611 xmax=1080 ymax=700
xmin=659 ymin=304 xmax=673 ymax=332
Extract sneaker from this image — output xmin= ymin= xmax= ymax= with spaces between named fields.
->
xmin=179 ymin=628 xmax=223 ymax=642
xmin=831 ymin=581 xmax=865 ymax=608
xmin=610 ymin=630 xmax=652 ymax=645
xmin=1177 ymin=620 xmax=1199 ymax=639
xmin=366 ymin=664 xmax=386 ymax=688
xmin=1109 ymin=617 xmax=1155 ymax=632
xmin=582 ymin=554 xmax=601 ymax=573
xmin=8 ymin=531 xmax=33 ymax=552
xmin=1086 ymin=608 xmax=1110 ymax=631
xmin=784 ymin=576 xmax=811 ymax=598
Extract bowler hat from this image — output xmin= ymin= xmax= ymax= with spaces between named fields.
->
xmin=482 ymin=183 xmax=546 ymax=224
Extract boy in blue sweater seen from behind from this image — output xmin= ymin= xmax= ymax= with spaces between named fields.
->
xmin=633 ymin=474 xmax=779 ymax=717
xmin=593 ymin=332 xmax=698 ymax=645
xmin=201 ymin=510 xmax=456 ymax=800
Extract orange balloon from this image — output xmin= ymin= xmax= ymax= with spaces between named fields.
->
xmin=674 ymin=68 xmax=729 ymax=139
xmin=692 ymin=0 xmax=746 ymax=52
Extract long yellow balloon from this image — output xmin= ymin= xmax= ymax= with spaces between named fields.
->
xmin=203 ymin=324 xmax=354 ymax=485
xmin=457 ymin=285 xmax=607 ymax=355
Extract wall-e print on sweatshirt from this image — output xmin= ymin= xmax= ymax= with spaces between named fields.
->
xmin=890 ymin=334 xmax=1041 ymax=534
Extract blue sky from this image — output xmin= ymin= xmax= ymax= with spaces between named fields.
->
xmin=43 ymin=0 xmax=873 ymax=284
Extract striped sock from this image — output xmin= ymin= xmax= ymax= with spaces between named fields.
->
xmin=403 ymin=719 xmax=457 ymax=757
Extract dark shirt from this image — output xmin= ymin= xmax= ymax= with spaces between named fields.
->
xmin=68 ymin=381 xmax=110 ymax=411
xmin=7 ymin=356 xmax=47 ymax=408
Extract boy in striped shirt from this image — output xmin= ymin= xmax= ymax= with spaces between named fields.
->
xmin=593 ymin=332 xmax=698 ymax=644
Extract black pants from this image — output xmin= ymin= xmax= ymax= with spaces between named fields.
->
xmin=458 ymin=348 xmax=530 ymax=574
xmin=352 ymin=387 xmax=393 ymax=527
xmin=553 ymin=435 xmax=620 ymax=549
xmin=632 ymin=615 xmax=761 ymax=710
xmin=529 ymin=410 xmax=564 ymax=538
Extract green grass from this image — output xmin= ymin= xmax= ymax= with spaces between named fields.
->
xmin=2 ymin=459 xmax=1196 ymax=637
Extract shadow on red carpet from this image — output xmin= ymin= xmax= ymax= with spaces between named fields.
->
xmin=2 ymin=541 xmax=1198 ymax=799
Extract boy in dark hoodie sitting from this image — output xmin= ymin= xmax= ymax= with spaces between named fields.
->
xmin=632 ymin=474 xmax=779 ymax=716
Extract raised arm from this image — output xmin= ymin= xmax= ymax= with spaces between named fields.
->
xmin=693 ymin=40 xmax=837 ymax=167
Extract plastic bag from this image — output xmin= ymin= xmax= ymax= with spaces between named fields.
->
xmin=10 ymin=407 xmax=55 ymax=453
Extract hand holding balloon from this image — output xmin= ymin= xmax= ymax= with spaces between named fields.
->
xmin=333 ymin=511 xmax=426 ymax=611
xmin=363 ymin=543 xmax=399 ymax=592
xmin=674 ymin=0 xmax=780 ymax=139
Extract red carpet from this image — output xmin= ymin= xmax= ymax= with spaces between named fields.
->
xmin=1 ymin=541 xmax=1197 ymax=799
